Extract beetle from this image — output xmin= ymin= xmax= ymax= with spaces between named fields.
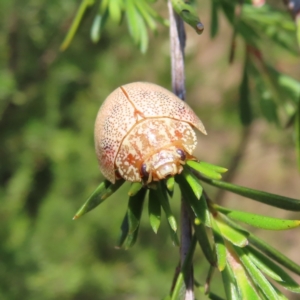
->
xmin=94 ymin=82 xmax=207 ymax=184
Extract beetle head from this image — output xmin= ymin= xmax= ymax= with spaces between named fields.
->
xmin=140 ymin=146 xmax=191 ymax=183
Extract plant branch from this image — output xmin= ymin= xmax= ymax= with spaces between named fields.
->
xmin=168 ymin=1 xmax=193 ymax=299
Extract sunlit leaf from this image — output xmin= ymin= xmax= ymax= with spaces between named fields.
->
xmin=187 ymin=160 xmax=227 ymax=180
xmin=128 ymin=182 xmax=143 ymax=196
xmin=166 ymin=176 xmax=175 ymax=194
xmin=221 ymin=264 xmax=240 ymax=300
xmin=226 ymin=244 xmax=260 ymax=299
xmin=234 ymin=246 xmax=279 ymax=300
xmin=215 ymin=213 xmax=248 ymax=247
xmin=217 ymin=205 xmax=300 ymax=230
xmin=108 ymin=0 xmax=123 ymax=23
xmin=181 ymin=167 xmax=203 ymax=199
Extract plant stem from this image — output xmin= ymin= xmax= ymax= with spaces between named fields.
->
xmin=168 ymin=1 xmax=194 ymax=299
xmin=168 ymin=0 xmax=186 ymax=101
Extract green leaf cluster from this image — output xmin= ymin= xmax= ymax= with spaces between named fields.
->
xmin=61 ymin=0 xmax=167 ymax=53
xmin=210 ymin=0 xmax=300 ymax=168
xmin=77 ymin=160 xmax=300 ymax=299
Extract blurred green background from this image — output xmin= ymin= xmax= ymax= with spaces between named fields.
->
xmin=1 ymin=0 xmax=300 ymax=299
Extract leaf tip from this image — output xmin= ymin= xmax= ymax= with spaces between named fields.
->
xmin=194 ymin=218 xmax=201 ymax=225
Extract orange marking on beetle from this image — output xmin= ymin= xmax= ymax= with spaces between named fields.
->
xmin=174 ymin=129 xmax=183 ymax=139
xmin=120 ymin=86 xmax=146 ymax=120
xmin=126 ymin=153 xmax=136 ymax=165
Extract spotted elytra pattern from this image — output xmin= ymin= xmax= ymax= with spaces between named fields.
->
xmin=94 ymin=82 xmax=207 ymax=183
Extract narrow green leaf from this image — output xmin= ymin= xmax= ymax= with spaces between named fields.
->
xmin=248 ymin=234 xmax=300 ymax=276
xmin=176 ymin=172 xmax=211 ymax=227
xmin=156 ymin=183 xmax=177 ymax=232
xmin=137 ymin=12 xmax=148 ymax=53
xmin=216 ymin=205 xmax=300 ymax=230
xmin=127 ymin=187 xmax=147 ymax=234
xmin=221 ymin=265 xmax=240 ymax=300
xmin=193 ymin=221 xmax=216 ymax=266
xmin=242 ymin=4 xmax=298 ymax=54
xmin=210 ymin=0 xmax=219 ymax=38
xmin=196 ymin=161 xmax=228 ymax=174
xmin=171 ymin=272 xmax=185 ymax=300
xmin=171 ymin=0 xmax=204 ymax=34
xmin=239 ymin=58 xmax=252 ymax=126
xmin=123 ymin=224 xmax=140 ymax=249
xmin=73 ymin=179 xmax=124 ymax=219
xmin=167 ymin=221 xmax=180 ymax=247
xmin=108 ymin=0 xmax=123 ymax=23
xmin=166 ymin=176 xmax=175 ymax=193
xmin=267 ymin=66 xmax=300 ymax=104
xmin=116 ymin=212 xmax=129 ymax=248
xmin=259 ymin=93 xmax=279 ymax=125
xmin=181 ymin=167 xmax=203 ymax=199
xmin=99 ymin=0 xmax=109 ymax=14
xmin=248 ymin=245 xmax=300 ymax=293
xmin=60 ymin=0 xmax=95 ymax=51
xmin=217 ymin=212 xmax=250 ymax=237
xmin=215 ymin=213 xmax=248 ymax=247
xmin=234 ymin=246 xmax=279 ymax=300
xmin=211 ymin=214 xmax=226 ymax=271
xmin=148 ymin=189 xmax=161 ymax=233
xmin=201 ymin=177 xmax=300 ymax=211
xmin=128 ymin=182 xmax=143 ymax=196
xmin=187 ymin=160 xmax=226 ymax=180
xmin=90 ymin=14 xmax=101 ymax=43
xmin=270 ymin=285 xmax=289 ymax=300
xmin=135 ymin=0 xmax=157 ymax=32
xmin=226 ymin=244 xmax=261 ymax=300
xmin=126 ymin=0 xmax=140 ymax=44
